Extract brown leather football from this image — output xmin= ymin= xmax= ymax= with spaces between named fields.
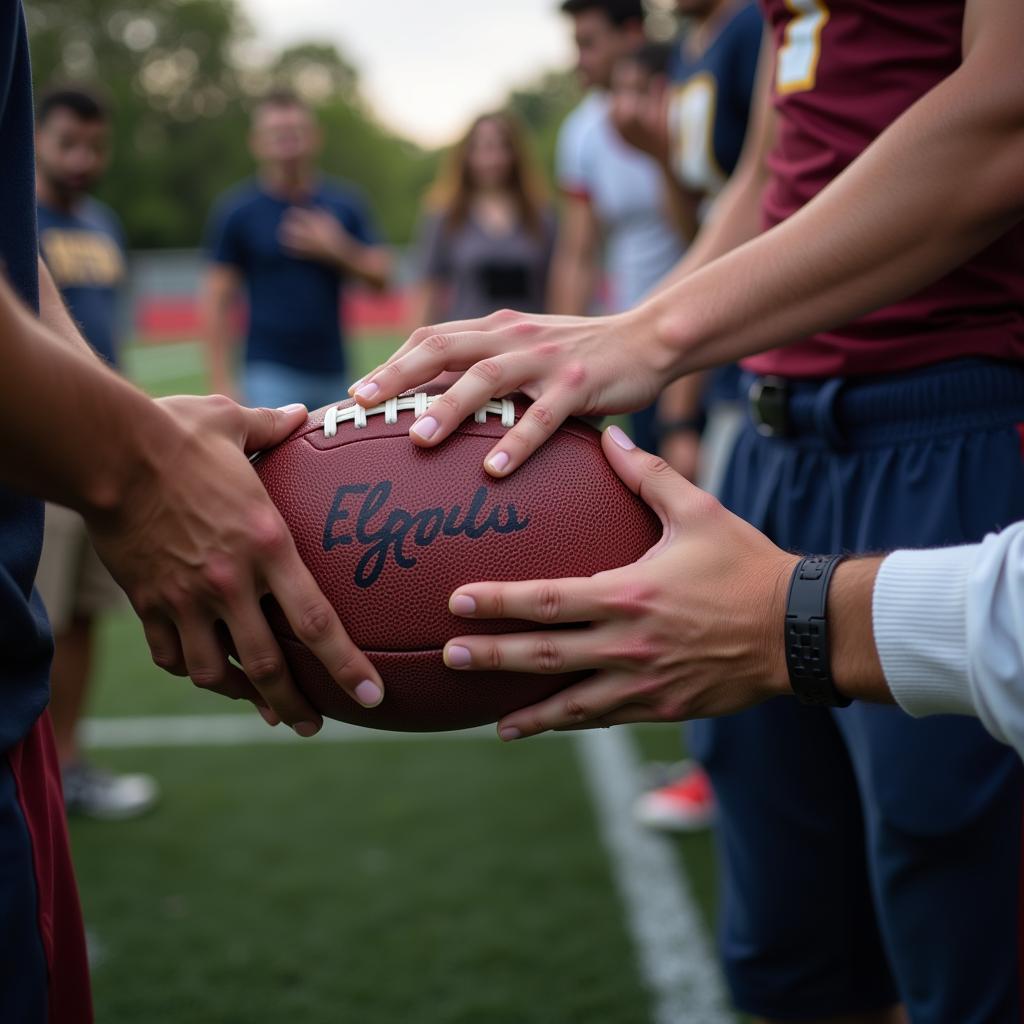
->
xmin=253 ymin=392 xmax=661 ymax=731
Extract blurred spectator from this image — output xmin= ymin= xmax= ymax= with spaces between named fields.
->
xmin=409 ymin=112 xmax=556 ymax=327
xmin=613 ymin=0 xmax=762 ymax=835
xmin=202 ymin=89 xmax=392 ymax=410
xmin=549 ymin=0 xmax=688 ymax=452
xmin=34 ymin=86 xmax=158 ymax=820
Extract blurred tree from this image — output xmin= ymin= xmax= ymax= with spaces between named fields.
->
xmin=25 ymin=0 xmax=437 ymax=247
xmin=506 ymin=69 xmax=579 ymax=183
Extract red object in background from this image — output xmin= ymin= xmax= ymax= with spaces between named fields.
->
xmin=254 ymin=394 xmax=661 ymax=732
xmin=135 ymin=290 xmax=409 ymax=343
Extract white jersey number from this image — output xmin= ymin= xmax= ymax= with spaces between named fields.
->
xmin=776 ymin=0 xmax=830 ymax=94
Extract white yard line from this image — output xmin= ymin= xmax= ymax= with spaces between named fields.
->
xmin=82 ymin=714 xmax=496 ymax=748
xmin=82 ymin=714 xmax=732 ymax=1023
xmin=574 ymin=729 xmax=732 ymax=1024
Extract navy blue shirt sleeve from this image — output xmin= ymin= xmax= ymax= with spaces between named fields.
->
xmin=205 ymin=197 xmax=248 ymax=269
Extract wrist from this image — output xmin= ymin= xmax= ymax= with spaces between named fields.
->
xmin=764 ymin=552 xmax=802 ymax=699
xmin=827 ymin=557 xmax=890 ymax=703
xmin=646 ymin=280 xmax=715 ymax=384
xmin=77 ymin=395 xmax=180 ymax=521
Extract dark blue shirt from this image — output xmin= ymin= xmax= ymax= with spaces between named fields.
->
xmin=205 ymin=178 xmax=380 ymax=374
xmin=669 ymin=2 xmax=762 ymax=407
xmin=38 ymin=199 xmax=125 ymax=367
xmin=0 ymin=4 xmax=53 ymax=753
xmin=668 ymin=2 xmax=762 ymax=184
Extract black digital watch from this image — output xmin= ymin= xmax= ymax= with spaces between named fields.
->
xmin=784 ymin=554 xmax=851 ymax=708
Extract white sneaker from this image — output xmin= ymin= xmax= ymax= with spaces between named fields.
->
xmin=62 ymin=762 xmax=160 ymax=821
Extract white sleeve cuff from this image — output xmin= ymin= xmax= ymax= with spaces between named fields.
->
xmin=872 ymin=545 xmax=979 ymax=719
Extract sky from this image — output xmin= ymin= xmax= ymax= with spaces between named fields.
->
xmin=238 ymin=0 xmax=577 ymax=148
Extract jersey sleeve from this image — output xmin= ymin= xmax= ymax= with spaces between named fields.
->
xmin=555 ymin=109 xmax=593 ymax=201
xmin=205 ymin=198 xmax=247 ymax=269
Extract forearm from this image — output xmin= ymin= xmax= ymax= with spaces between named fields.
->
xmin=646 ymin=54 xmax=1024 ymax=376
xmin=659 ymin=163 xmax=701 ymax=245
xmin=336 ymin=242 xmax=391 ymax=290
xmin=547 ymin=252 xmax=596 ymax=316
xmin=201 ymin=283 xmax=238 ymax=396
xmin=0 ymin=275 xmax=173 ymax=514
xmin=38 ymin=258 xmax=97 ymax=360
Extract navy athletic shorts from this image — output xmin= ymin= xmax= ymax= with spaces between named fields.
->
xmin=1 ymin=711 xmax=92 ymax=1022
xmin=692 ymin=357 xmax=1024 ymax=1022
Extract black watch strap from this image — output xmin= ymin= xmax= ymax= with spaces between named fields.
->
xmin=658 ymin=412 xmax=707 ymax=438
xmin=784 ymin=555 xmax=851 ymax=708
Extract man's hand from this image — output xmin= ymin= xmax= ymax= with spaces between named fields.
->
xmin=279 ymin=206 xmax=355 ymax=268
xmin=440 ymin=426 xmax=798 ymax=739
xmin=350 ymin=306 xmax=670 ymax=477
xmin=84 ymin=396 xmax=384 ymax=736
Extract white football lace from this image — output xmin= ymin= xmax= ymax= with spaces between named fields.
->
xmin=323 ymin=393 xmax=516 ymax=438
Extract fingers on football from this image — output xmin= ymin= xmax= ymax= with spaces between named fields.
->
xmin=482 ymin=388 xmax=578 ymax=477
xmin=264 ymin=555 xmax=385 ymax=712
xmin=449 ymin=576 xmax=609 ymax=625
xmin=496 ymin=672 xmax=640 ymax=738
xmin=176 ymin=615 xmax=264 ymax=704
xmin=222 ymin=602 xmax=323 ymax=735
xmin=141 ymin=614 xmax=187 ymax=677
xmin=444 ymin=627 xmax=619 ymax=676
xmin=404 ymin=356 xmax=534 ymax=448
xmin=354 ymin=330 xmax=525 ymax=407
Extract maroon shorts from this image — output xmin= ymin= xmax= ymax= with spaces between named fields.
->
xmin=2 ymin=711 xmax=91 ymax=1022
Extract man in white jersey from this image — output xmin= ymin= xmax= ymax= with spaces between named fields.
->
xmin=549 ymin=0 xmax=688 ymax=451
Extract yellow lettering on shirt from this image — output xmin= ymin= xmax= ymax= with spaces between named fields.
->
xmin=40 ymin=228 xmax=124 ymax=288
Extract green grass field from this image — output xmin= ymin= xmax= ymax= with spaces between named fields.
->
xmin=70 ymin=336 xmax=734 ymax=1023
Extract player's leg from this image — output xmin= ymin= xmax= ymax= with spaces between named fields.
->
xmin=824 ymin=363 xmax=1024 ymax=1022
xmin=47 ymin=613 xmax=91 ymax=764
xmin=37 ymin=505 xmax=157 ymax=819
xmin=34 ymin=503 xmax=79 ymax=762
xmin=756 ymin=1011 xmax=906 ymax=1024
xmin=691 ymin=427 xmax=901 ymax=1020
xmin=1 ymin=711 xmax=92 ymax=1022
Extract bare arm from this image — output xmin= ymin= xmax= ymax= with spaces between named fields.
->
xmin=0 ymin=271 xmax=383 ymax=729
xmin=546 ymin=195 xmax=601 ymax=316
xmin=201 ymin=263 xmax=243 ymax=399
xmin=37 ymin=257 xmax=97 ymax=360
xmin=647 ymin=0 xmax=1024 ymax=375
xmin=651 ymin=33 xmax=777 ymax=296
xmin=354 ymin=0 xmax=1024 ymax=480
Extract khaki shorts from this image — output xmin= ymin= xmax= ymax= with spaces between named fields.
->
xmin=35 ymin=503 xmax=126 ymax=634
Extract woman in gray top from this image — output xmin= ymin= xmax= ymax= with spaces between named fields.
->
xmin=410 ymin=112 xmax=556 ymax=325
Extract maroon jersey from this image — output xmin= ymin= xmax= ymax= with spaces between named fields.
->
xmin=744 ymin=0 xmax=1024 ymax=379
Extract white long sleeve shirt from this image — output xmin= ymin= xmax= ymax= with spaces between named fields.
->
xmin=874 ymin=521 xmax=1024 ymax=757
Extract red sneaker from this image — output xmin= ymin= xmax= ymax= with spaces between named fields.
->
xmin=634 ymin=763 xmax=716 ymax=833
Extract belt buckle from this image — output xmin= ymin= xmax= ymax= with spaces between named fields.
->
xmin=749 ymin=376 xmax=790 ymax=438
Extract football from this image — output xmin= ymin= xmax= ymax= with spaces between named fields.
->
xmin=254 ymin=392 xmax=662 ymax=731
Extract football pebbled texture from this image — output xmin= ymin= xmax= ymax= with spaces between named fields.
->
xmin=253 ymin=392 xmax=662 ymax=731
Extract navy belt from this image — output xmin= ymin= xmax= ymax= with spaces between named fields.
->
xmin=745 ymin=358 xmax=1024 ymax=448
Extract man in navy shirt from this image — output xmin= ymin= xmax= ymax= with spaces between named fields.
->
xmin=34 ymin=87 xmax=159 ymax=821
xmin=203 ymin=89 xmax=392 ymax=410
xmin=0 ymin=8 xmax=386 ymax=1019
